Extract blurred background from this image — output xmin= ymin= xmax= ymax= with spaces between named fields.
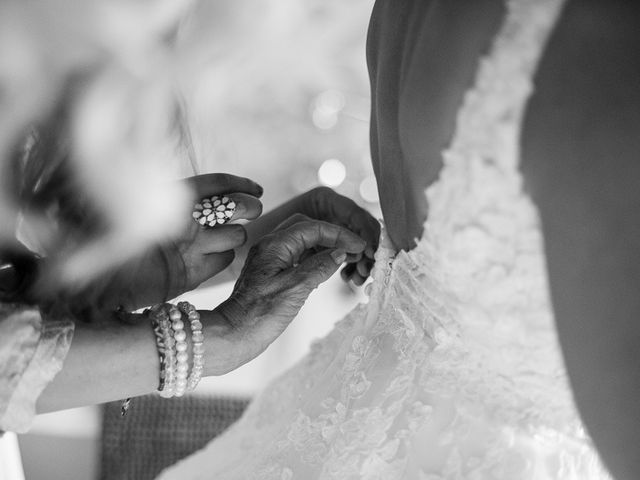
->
xmin=7 ymin=0 xmax=378 ymax=478
xmin=175 ymin=0 xmax=380 ymax=214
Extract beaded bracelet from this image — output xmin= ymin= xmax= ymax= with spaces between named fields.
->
xmin=155 ymin=306 xmax=178 ymax=398
xmin=148 ymin=302 xmax=206 ymax=399
xmin=178 ymin=301 xmax=205 ymax=392
xmin=121 ymin=302 xmax=205 ymax=415
xmin=149 ymin=307 xmax=168 ymax=392
xmin=168 ymin=305 xmax=189 ymax=397
xmin=122 ymin=304 xmax=174 ymax=415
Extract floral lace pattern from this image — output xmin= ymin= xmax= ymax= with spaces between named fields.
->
xmin=0 ymin=304 xmax=74 ymax=433
xmin=159 ymin=0 xmax=611 ymax=478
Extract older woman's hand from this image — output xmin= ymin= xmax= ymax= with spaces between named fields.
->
xmin=207 ymin=218 xmax=366 ymax=374
xmin=299 ymin=186 xmax=380 ymax=285
xmin=243 ymin=186 xmax=380 ymax=288
xmin=70 ymin=173 xmax=263 ymax=313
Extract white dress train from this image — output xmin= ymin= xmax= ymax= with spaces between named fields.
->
xmin=159 ymin=0 xmax=611 ymax=478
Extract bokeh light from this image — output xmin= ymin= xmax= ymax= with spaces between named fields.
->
xmin=311 ymin=89 xmax=346 ymax=130
xmin=359 ymin=174 xmax=379 ymax=203
xmin=318 ymin=158 xmax=346 ymax=187
xmin=312 ymin=109 xmax=338 ymax=130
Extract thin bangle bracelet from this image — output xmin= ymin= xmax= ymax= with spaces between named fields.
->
xmin=122 ymin=304 xmax=171 ymax=415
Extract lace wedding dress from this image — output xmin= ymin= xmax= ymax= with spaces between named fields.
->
xmin=160 ymin=0 xmax=611 ymax=478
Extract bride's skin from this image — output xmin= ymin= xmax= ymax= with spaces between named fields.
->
xmin=369 ymin=1 xmax=640 ymax=478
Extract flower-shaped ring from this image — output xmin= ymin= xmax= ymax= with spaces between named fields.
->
xmin=192 ymin=195 xmax=236 ymax=228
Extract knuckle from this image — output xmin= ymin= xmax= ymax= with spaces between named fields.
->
xmin=285 ymin=219 xmax=311 ymax=236
xmin=259 ymin=232 xmax=278 ymax=249
xmin=312 ymin=185 xmax=334 ymax=197
xmin=287 ymin=213 xmax=310 ymax=226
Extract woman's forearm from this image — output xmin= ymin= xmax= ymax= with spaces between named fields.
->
xmin=35 ymin=216 xmax=367 ymax=414
xmin=36 ymin=309 xmax=236 ymax=414
xmin=36 ymin=314 xmax=158 ymax=413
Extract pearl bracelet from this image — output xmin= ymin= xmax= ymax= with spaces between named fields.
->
xmin=168 ymin=305 xmax=189 ymax=397
xmin=178 ymin=301 xmax=205 ymax=392
xmin=147 ymin=302 xmax=206 ymax=400
xmin=121 ymin=302 xmax=205 ymax=414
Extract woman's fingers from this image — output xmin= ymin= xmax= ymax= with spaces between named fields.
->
xmin=187 ymin=191 xmax=261 ymax=254
xmin=224 ymin=192 xmax=263 ymax=222
xmin=190 ymin=191 xmax=263 ymax=226
xmin=187 ymin=174 xmax=263 ymax=224
xmin=340 ymin=262 xmax=368 ymax=286
xmin=216 ymin=220 xmax=366 ymax=365
xmin=356 ymin=257 xmax=373 ymax=277
xmin=270 ymin=220 xmax=366 ymax=268
xmin=272 ymin=213 xmax=312 ymax=232
xmin=304 ymin=187 xmax=380 ymax=266
xmin=292 ymin=248 xmax=346 ymax=290
xmin=191 ymin=224 xmax=247 ymax=254
xmin=351 ymin=272 xmax=367 ymax=286
xmin=186 ymin=250 xmax=236 ymax=288
xmin=340 ymin=263 xmax=357 ymax=282
xmin=271 ymin=216 xmax=368 ymax=279
xmin=187 ymin=173 xmax=264 ymax=199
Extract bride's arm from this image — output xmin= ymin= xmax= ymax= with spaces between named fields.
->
xmin=522 ymin=2 xmax=640 ymax=478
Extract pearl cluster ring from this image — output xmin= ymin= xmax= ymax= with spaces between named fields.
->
xmin=192 ymin=195 xmax=236 ymax=228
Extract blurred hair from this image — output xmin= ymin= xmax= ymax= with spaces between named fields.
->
xmin=0 ymin=0 xmax=197 ymax=321
xmin=2 ymin=86 xmax=184 ymax=323
xmin=1 ymin=87 xmax=101 ymax=313
xmin=14 ymin=84 xmax=106 ymax=241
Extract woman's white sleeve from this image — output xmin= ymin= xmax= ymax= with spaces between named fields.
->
xmin=0 ymin=305 xmax=74 ymax=433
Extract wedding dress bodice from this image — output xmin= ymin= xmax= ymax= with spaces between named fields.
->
xmin=160 ymin=0 xmax=611 ymax=478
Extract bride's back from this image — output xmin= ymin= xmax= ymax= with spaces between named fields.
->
xmin=159 ymin=2 xmax=640 ymax=478
xmin=369 ymin=1 xmax=640 ymax=479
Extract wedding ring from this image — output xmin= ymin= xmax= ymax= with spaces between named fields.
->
xmin=192 ymin=195 xmax=236 ymax=228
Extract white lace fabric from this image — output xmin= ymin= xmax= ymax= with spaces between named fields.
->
xmin=0 ymin=304 xmax=73 ymax=433
xmin=160 ymin=0 xmax=611 ymax=478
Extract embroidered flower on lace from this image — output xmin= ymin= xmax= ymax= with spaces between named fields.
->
xmin=338 ymin=335 xmax=381 ymax=402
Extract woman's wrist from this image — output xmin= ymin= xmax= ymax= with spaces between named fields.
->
xmin=198 ymin=304 xmax=248 ymax=376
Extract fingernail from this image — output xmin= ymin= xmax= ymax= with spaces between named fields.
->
xmin=256 ymin=184 xmax=264 ymax=197
xmin=365 ymin=246 xmax=375 ymax=258
xmin=330 ymin=249 xmax=347 ymax=265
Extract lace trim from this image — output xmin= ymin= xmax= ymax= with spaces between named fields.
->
xmin=0 ymin=306 xmax=73 ymax=433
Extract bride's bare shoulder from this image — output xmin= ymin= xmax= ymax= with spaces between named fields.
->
xmin=522 ymin=2 xmax=640 ymax=479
